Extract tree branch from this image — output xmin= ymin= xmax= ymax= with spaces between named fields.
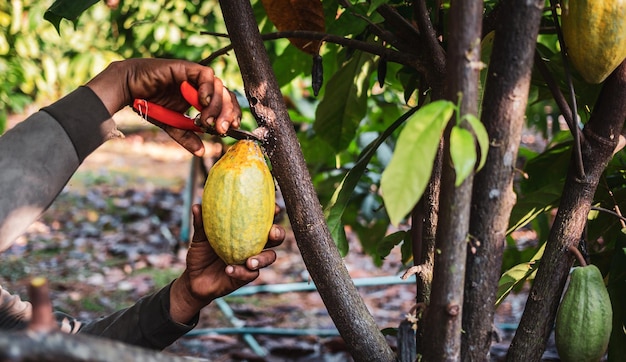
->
xmin=199 ymin=31 xmax=422 ymax=71
xmin=549 ymin=0 xmax=585 ymax=179
xmin=0 ymin=330 xmax=205 ymax=362
xmin=462 ymin=1 xmax=545 ymax=360
xmin=420 ymin=0 xmax=483 ymax=360
xmin=217 ymin=1 xmax=396 ymax=361
xmin=507 ymin=59 xmax=626 ymax=362
xmin=533 ymin=51 xmax=576 ymax=130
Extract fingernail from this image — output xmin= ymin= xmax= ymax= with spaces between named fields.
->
xmin=205 ymin=96 xmax=211 ymax=105
xmin=220 ymin=121 xmax=229 ymax=131
xmin=249 ymin=259 xmax=259 ymax=269
xmin=207 ymin=117 xmax=215 ymax=126
xmin=225 ymin=265 xmax=234 ymax=274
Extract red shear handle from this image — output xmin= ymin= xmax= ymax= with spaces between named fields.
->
xmin=180 ymin=81 xmax=203 ymax=111
xmin=132 ymin=99 xmax=203 ymax=132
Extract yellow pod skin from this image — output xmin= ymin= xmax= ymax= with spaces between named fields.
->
xmin=562 ymin=0 xmax=626 ymax=84
xmin=202 ymin=140 xmax=275 ymax=265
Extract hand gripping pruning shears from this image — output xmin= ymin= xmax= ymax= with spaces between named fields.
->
xmin=132 ymin=81 xmax=259 ymax=141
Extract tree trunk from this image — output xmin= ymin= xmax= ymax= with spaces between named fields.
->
xmin=507 ymin=61 xmax=626 ymax=361
xmin=420 ymin=1 xmax=483 ymax=360
xmin=462 ymin=1 xmax=544 ymax=360
xmin=217 ymin=1 xmax=396 ymax=361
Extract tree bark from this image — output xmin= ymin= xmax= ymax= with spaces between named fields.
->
xmin=507 ymin=61 xmax=626 ymax=361
xmin=413 ymin=148 xmax=441 ymax=353
xmin=217 ymin=1 xmax=396 ymax=361
xmin=0 ymin=330 xmax=204 ymax=362
xmin=420 ymin=1 xmax=483 ymax=360
xmin=462 ymin=1 xmax=544 ymax=360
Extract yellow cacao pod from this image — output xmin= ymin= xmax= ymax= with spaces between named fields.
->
xmin=561 ymin=0 xmax=626 ymax=84
xmin=202 ymin=140 xmax=275 ymax=265
xmin=555 ymin=265 xmax=613 ymax=362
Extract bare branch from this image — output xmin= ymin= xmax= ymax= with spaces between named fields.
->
xmin=199 ymin=30 xmax=422 ymax=71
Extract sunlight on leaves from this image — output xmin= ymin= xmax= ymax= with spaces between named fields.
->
xmin=464 ymin=113 xmax=489 ymax=171
xmin=325 ymin=108 xmax=419 ymax=255
xmin=450 ymin=126 xmax=477 ymax=187
xmin=496 ymin=242 xmax=545 ymax=307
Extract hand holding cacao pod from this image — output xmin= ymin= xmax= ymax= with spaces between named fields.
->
xmin=168 ymin=204 xmax=284 ymax=324
xmin=202 ymin=140 xmax=276 ymax=265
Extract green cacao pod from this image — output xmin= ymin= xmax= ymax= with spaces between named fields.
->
xmin=561 ymin=0 xmax=626 ymax=84
xmin=202 ymin=140 xmax=275 ymax=265
xmin=555 ymin=264 xmax=613 ymax=362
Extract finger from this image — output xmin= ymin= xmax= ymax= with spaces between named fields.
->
xmin=191 ymin=204 xmax=208 ymax=243
xmin=200 ymin=77 xmax=224 ymax=130
xmin=214 ymin=89 xmax=241 ymax=134
xmin=195 ymin=68 xmax=216 ymax=108
xmin=246 ymin=249 xmax=277 ymax=270
xmin=265 ymin=225 xmax=285 ymax=249
xmin=162 ymin=127 xmax=205 ymax=157
xmin=225 ymin=264 xmax=260 ymax=282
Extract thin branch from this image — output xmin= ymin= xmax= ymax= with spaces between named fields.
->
xmin=337 ymin=0 xmax=400 ymax=48
xmin=590 ymin=205 xmax=626 ymax=223
xmin=533 ymin=51 xmax=576 ymax=132
xmin=601 ymin=175 xmax=626 ymax=229
xmin=199 ymin=31 xmax=422 ymax=71
xmin=567 ymin=245 xmax=588 ymax=267
xmin=549 ymin=0 xmax=584 ymax=179
xmin=413 ymin=0 xmax=445 ymax=63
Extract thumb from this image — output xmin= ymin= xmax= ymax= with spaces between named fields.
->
xmin=191 ymin=204 xmax=208 ymax=243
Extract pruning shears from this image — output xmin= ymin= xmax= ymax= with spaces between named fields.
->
xmin=132 ymin=81 xmax=258 ymax=141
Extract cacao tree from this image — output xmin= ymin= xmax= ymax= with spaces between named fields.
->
xmin=4 ymin=0 xmax=626 ymax=360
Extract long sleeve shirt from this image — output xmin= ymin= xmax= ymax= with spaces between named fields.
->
xmin=0 ymin=87 xmax=197 ymax=349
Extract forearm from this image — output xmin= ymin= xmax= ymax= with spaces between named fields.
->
xmin=0 ymin=87 xmax=117 ymax=251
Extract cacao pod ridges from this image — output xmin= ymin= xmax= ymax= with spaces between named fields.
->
xmin=201 ymin=140 xmax=275 ymax=265
xmin=555 ymin=264 xmax=613 ymax=362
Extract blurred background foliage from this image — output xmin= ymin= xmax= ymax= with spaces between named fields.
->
xmin=2 ymin=0 xmax=625 ymax=286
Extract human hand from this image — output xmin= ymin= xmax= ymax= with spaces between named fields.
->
xmin=85 ymin=58 xmax=242 ymax=157
xmin=169 ymin=204 xmax=285 ymax=324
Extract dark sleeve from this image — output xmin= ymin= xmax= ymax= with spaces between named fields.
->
xmin=41 ymin=86 xmax=117 ymax=163
xmin=76 ymin=282 xmax=199 ymax=350
xmin=0 ymin=87 xmax=120 ymax=251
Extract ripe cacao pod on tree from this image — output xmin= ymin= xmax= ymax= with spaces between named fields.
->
xmin=202 ymin=140 xmax=275 ymax=265
xmin=561 ymin=0 xmax=626 ymax=84
xmin=555 ymin=264 xmax=613 ymax=362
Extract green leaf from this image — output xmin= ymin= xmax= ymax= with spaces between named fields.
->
xmin=368 ymin=0 xmax=388 ymax=15
xmin=450 ymin=126 xmax=477 ymax=187
xmin=314 ymin=51 xmax=375 ymax=152
xmin=377 ymin=231 xmax=408 ymax=259
xmin=381 ymin=100 xmax=455 ymax=226
xmin=464 ymin=114 xmax=489 ymax=171
xmin=44 ymin=0 xmax=99 ymax=32
xmin=507 ymin=188 xmax=560 ymax=234
xmin=324 ymin=108 xmax=419 ymax=252
xmin=495 ymin=243 xmax=545 ymax=307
